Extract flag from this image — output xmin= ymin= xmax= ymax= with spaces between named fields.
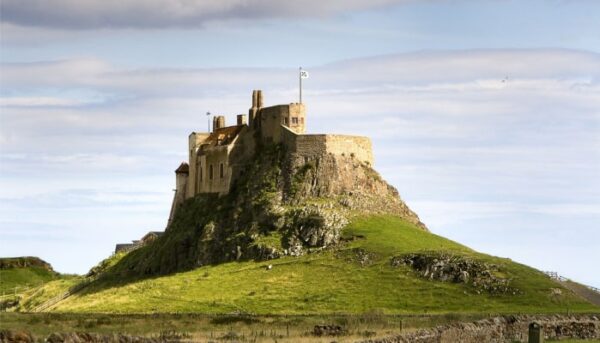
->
xmin=300 ymin=70 xmax=309 ymax=79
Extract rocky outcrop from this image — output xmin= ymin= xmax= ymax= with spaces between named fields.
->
xmin=356 ymin=314 xmax=600 ymax=343
xmin=105 ymin=143 xmax=426 ymax=278
xmin=0 ymin=257 xmax=54 ymax=272
xmin=285 ymin=153 xmax=426 ymax=230
xmin=392 ymin=252 xmax=519 ymax=294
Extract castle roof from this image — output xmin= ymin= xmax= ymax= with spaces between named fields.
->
xmin=175 ymin=162 xmax=189 ymax=174
xmin=203 ymin=125 xmax=244 ymax=147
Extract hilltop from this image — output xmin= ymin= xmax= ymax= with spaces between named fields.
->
xmin=0 ymin=257 xmax=58 ymax=294
xmin=0 ymin=257 xmax=63 ymax=311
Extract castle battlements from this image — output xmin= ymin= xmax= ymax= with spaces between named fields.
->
xmin=167 ymin=90 xmax=373 ymax=225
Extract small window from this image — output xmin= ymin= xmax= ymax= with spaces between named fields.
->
xmin=209 ymin=165 xmax=213 ymax=180
xmin=219 ymin=163 xmax=224 ymax=178
xmin=199 ymin=165 xmax=203 ymax=182
xmin=300 ymin=117 xmax=304 ymax=124
xmin=283 ymin=117 xmax=288 ymax=125
xmin=292 ymin=117 xmax=299 ymax=125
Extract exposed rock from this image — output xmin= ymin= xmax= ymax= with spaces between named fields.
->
xmin=391 ymin=252 xmax=519 ymax=294
xmin=0 ymin=330 xmax=34 ymax=343
xmin=285 ymin=204 xmax=348 ymax=249
xmin=105 ymin=143 xmax=427 ymax=279
xmin=0 ymin=257 xmax=54 ymax=272
xmin=285 ymin=154 xmax=427 ymax=230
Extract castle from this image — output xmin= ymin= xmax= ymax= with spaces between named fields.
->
xmin=167 ymin=90 xmax=374 ymax=224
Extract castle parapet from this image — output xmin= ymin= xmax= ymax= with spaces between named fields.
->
xmin=282 ymin=126 xmax=373 ymax=166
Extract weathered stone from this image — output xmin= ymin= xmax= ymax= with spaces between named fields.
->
xmin=356 ymin=314 xmax=600 ymax=343
xmin=391 ymin=252 xmax=519 ymax=294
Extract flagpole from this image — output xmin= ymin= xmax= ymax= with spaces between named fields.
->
xmin=299 ymin=66 xmax=302 ymax=104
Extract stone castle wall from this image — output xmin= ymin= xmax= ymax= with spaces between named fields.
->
xmin=282 ymin=126 xmax=374 ymax=166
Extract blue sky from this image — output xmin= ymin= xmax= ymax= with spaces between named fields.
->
xmin=1 ymin=0 xmax=599 ymax=287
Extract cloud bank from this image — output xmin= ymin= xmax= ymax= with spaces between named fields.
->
xmin=1 ymin=0 xmax=409 ymax=29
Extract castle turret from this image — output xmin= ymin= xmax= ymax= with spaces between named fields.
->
xmin=168 ymin=162 xmax=189 ymax=227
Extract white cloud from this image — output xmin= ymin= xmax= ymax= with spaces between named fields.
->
xmin=1 ymin=0 xmax=411 ymax=29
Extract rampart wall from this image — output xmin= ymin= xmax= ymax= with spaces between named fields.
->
xmin=282 ymin=126 xmax=373 ymax=166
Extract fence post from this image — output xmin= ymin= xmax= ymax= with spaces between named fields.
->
xmin=528 ymin=322 xmax=543 ymax=343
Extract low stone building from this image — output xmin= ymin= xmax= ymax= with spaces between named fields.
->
xmin=168 ymin=90 xmax=373 ymax=224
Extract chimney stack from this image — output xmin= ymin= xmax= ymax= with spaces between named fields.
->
xmin=237 ymin=114 xmax=247 ymax=126
xmin=212 ymin=115 xmax=225 ymax=131
xmin=257 ymin=90 xmax=263 ymax=108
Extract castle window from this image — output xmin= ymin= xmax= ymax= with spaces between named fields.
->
xmin=199 ymin=165 xmax=203 ymax=182
xmin=209 ymin=165 xmax=213 ymax=180
xmin=300 ymin=117 xmax=304 ymax=124
xmin=283 ymin=117 xmax=288 ymax=125
xmin=292 ymin=117 xmax=298 ymax=125
xmin=219 ymin=163 xmax=224 ymax=179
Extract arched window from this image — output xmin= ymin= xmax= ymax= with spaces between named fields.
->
xmin=209 ymin=165 xmax=213 ymax=180
xmin=219 ymin=163 xmax=224 ymax=178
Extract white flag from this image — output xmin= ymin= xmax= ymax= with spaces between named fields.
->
xmin=300 ymin=70 xmax=309 ymax=79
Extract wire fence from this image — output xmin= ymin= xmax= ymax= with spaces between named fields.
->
xmin=544 ymin=271 xmax=600 ymax=293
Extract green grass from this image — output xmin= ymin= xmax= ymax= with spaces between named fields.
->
xmin=22 ymin=215 xmax=597 ymax=315
xmin=0 ymin=312 xmax=491 ymax=342
xmin=0 ymin=266 xmax=58 ymax=294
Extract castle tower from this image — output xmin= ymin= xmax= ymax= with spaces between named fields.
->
xmin=168 ymin=162 xmax=189 ymax=226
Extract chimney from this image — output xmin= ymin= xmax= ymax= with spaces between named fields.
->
xmin=249 ymin=90 xmax=258 ymax=128
xmin=237 ymin=114 xmax=247 ymax=126
xmin=212 ymin=115 xmax=225 ymax=131
xmin=257 ymin=90 xmax=263 ymax=108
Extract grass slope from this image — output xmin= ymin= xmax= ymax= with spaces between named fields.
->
xmin=29 ymin=215 xmax=597 ymax=315
xmin=0 ymin=257 xmax=59 ymax=294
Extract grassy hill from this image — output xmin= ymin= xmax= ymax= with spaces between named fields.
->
xmin=22 ymin=215 xmax=598 ymax=314
xmin=0 ymin=257 xmax=59 ymax=294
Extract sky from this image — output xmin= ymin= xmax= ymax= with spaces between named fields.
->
xmin=0 ymin=0 xmax=599 ymax=287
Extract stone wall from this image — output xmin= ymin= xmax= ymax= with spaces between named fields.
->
xmin=357 ymin=314 xmax=600 ymax=343
xmin=259 ymin=103 xmax=306 ymax=143
xmin=186 ymin=132 xmax=210 ymax=198
xmin=283 ymin=127 xmax=374 ymax=166
xmin=197 ymin=146 xmax=231 ymax=194
xmin=324 ymin=134 xmax=373 ymax=166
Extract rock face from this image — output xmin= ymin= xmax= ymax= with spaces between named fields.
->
xmin=107 ymin=143 xmax=426 ymax=278
xmin=392 ymin=252 xmax=519 ymax=294
xmin=0 ymin=257 xmax=54 ymax=272
xmin=285 ymin=153 xmax=426 ymax=230
xmin=356 ymin=314 xmax=600 ymax=343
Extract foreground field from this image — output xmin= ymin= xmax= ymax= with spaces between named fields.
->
xmin=0 ymin=312 xmax=486 ymax=342
xmin=18 ymin=216 xmax=598 ymax=314
xmin=2 ymin=312 xmax=599 ymax=343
